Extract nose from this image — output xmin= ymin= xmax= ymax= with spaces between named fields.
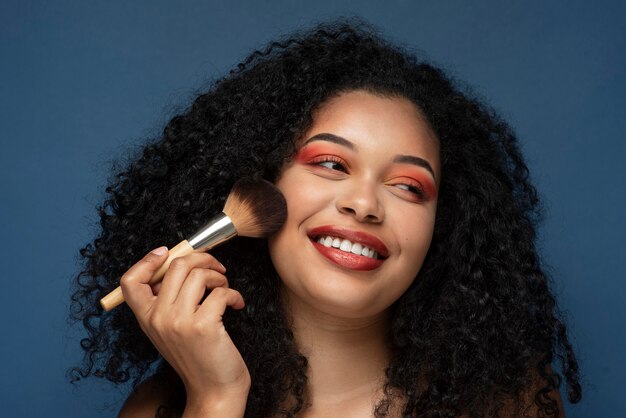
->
xmin=335 ymin=181 xmax=385 ymax=223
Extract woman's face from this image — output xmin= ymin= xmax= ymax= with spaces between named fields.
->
xmin=268 ymin=90 xmax=440 ymax=319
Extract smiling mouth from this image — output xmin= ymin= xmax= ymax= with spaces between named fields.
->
xmin=306 ymin=226 xmax=389 ymax=271
xmin=312 ymin=235 xmax=382 ymax=259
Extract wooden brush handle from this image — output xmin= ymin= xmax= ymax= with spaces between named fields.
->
xmin=100 ymin=240 xmax=194 ymax=311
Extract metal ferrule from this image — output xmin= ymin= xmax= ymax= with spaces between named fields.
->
xmin=187 ymin=212 xmax=237 ymax=251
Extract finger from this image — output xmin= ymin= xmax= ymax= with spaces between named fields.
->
xmin=156 ymin=252 xmax=227 ymax=307
xmin=196 ymin=287 xmax=245 ymax=319
xmin=120 ymin=246 xmax=169 ymax=317
xmin=175 ymin=268 xmax=229 ymax=312
xmin=151 ymin=281 xmax=162 ymax=295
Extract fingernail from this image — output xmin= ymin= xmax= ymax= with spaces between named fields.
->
xmin=151 ymin=246 xmax=168 ymax=256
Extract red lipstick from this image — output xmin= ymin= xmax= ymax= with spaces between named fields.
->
xmin=309 ymin=226 xmax=389 ymax=256
xmin=308 ymin=226 xmax=389 ymax=271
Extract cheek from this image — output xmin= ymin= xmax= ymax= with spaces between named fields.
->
xmin=394 ymin=211 xmax=436 ymax=274
xmin=275 ymin=172 xmax=334 ymax=223
xmin=268 ymin=172 xmax=333 ymax=257
xmin=267 ymin=216 xmax=293 ymax=280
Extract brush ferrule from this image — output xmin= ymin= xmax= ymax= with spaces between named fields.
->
xmin=187 ymin=212 xmax=237 ymax=251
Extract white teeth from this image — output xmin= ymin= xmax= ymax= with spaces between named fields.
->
xmin=315 ymin=235 xmax=379 ymax=259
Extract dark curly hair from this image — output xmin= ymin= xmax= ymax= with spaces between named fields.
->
xmin=70 ymin=19 xmax=582 ymax=417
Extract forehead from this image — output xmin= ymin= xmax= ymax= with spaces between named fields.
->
xmin=306 ymin=90 xmax=440 ymax=177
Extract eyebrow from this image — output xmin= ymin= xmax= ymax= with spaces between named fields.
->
xmin=392 ymin=155 xmax=436 ymax=180
xmin=303 ymin=133 xmax=355 ymax=150
xmin=303 ymin=133 xmax=437 ymax=180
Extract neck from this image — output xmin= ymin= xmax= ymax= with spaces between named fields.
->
xmin=283 ymin=291 xmax=392 ymax=407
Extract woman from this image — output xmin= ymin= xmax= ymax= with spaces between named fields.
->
xmin=70 ymin=21 xmax=582 ymax=417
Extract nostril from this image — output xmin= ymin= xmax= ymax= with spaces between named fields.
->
xmin=336 ymin=193 xmax=384 ymax=223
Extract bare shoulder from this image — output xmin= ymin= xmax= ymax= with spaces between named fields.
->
xmin=499 ymin=366 xmax=567 ymax=418
xmin=524 ymin=365 xmax=566 ymax=417
xmin=118 ymin=376 xmax=172 ymax=418
xmin=516 ymin=385 xmax=566 ymax=417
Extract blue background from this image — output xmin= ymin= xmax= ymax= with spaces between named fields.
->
xmin=1 ymin=1 xmax=624 ymax=416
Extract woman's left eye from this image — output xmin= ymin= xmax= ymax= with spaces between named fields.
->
xmin=396 ymin=183 xmax=422 ymax=194
xmin=390 ymin=181 xmax=427 ymax=201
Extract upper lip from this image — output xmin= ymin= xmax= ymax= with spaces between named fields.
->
xmin=307 ymin=225 xmax=390 ymax=258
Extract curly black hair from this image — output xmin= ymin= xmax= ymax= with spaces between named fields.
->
xmin=70 ymin=19 xmax=581 ymax=417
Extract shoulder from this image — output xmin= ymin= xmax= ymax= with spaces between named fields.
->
xmin=118 ymin=376 xmax=173 ymax=418
xmin=499 ymin=365 xmax=567 ymax=418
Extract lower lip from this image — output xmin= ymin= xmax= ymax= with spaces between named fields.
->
xmin=311 ymin=240 xmax=384 ymax=271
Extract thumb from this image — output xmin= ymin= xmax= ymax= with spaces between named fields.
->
xmin=120 ymin=246 xmax=169 ymax=311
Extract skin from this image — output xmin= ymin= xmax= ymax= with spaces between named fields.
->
xmin=117 ymin=91 xmax=565 ymax=417
xmin=118 ymin=90 xmax=440 ymax=417
xmin=269 ymin=91 xmax=439 ymax=320
xmin=267 ymin=91 xmax=440 ymax=416
xmin=119 ymin=249 xmax=250 ymax=418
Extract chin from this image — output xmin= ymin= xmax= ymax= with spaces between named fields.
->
xmin=290 ymin=279 xmax=395 ymax=319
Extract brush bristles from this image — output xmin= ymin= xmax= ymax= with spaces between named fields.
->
xmin=223 ymin=179 xmax=287 ymax=238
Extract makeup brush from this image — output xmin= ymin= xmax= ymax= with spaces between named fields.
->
xmin=100 ymin=179 xmax=287 ymax=311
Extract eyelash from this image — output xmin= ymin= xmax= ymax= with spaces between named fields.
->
xmin=308 ymin=155 xmax=427 ymax=201
xmin=310 ymin=155 xmax=349 ymax=172
xmin=392 ymin=181 xmax=427 ymax=201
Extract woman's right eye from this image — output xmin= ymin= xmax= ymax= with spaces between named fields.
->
xmin=311 ymin=155 xmax=348 ymax=173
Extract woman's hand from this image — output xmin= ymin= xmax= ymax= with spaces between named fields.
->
xmin=120 ymin=247 xmax=250 ymax=417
